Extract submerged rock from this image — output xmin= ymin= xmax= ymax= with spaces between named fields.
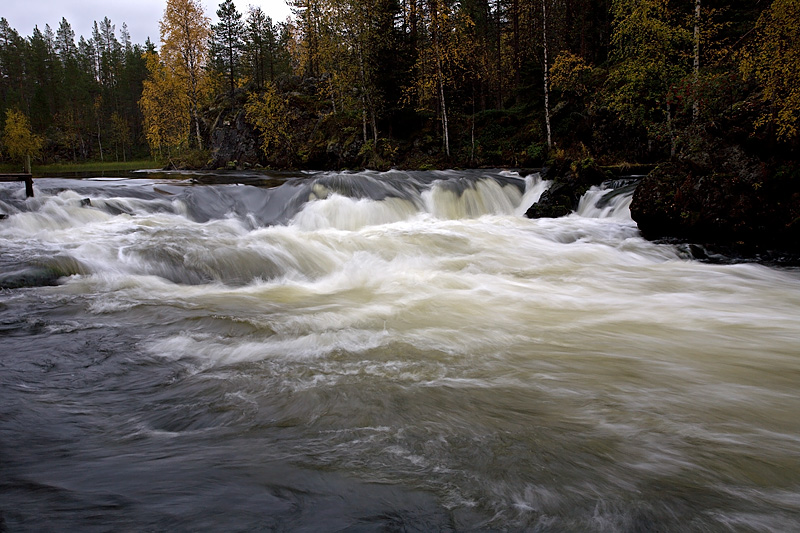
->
xmin=0 ymin=267 xmax=63 ymax=289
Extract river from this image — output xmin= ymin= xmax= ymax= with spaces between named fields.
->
xmin=1 ymin=170 xmax=799 ymax=531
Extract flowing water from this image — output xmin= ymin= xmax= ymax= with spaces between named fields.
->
xmin=1 ymin=170 xmax=799 ymax=532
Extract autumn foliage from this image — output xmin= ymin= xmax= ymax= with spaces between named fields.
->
xmin=2 ymin=109 xmax=43 ymax=170
xmin=0 ymin=0 xmax=798 ymax=168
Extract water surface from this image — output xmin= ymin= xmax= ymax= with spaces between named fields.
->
xmin=1 ymin=170 xmax=799 ymax=531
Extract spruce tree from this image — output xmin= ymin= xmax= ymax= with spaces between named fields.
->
xmin=212 ymin=0 xmax=244 ymax=96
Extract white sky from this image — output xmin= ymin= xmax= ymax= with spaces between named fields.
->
xmin=2 ymin=0 xmax=293 ymax=46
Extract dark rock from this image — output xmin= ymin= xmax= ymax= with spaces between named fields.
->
xmin=0 ymin=267 xmax=63 ymax=289
xmin=526 ymin=158 xmax=612 ymax=219
xmin=526 ymin=181 xmax=582 ymax=218
xmin=630 ymin=155 xmax=800 ymax=254
xmin=209 ymin=104 xmax=260 ymax=169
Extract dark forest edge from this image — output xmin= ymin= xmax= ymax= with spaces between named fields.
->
xmin=1 ymin=0 xmax=798 ymax=256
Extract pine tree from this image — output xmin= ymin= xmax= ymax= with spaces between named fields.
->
xmin=0 ymin=19 xmax=27 ymax=118
xmin=211 ymin=0 xmax=244 ymax=96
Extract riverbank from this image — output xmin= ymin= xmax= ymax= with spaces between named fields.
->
xmin=0 ymin=160 xmax=156 ymax=177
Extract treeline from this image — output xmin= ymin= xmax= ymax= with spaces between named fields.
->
xmin=1 ymin=0 xmax=799 ymax=170
xmin=0 ymin=17 xmax=151 ymax=163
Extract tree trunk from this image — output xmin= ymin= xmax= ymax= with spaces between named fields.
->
xmin=357 ymin=43 xmax=378 ymax=145
xmin=228 ymin=42 xmax=236 ymax=96
xmin=693 ymin=0 xmax=701 ymax=122
xmin=362 ymin=98 xmax=369 ymax=144
xmin=439 ymin=66 xmax=450 ymax=158
xmin=542 ymin=0 xmax=552 ymax=149
xmin=194 ymin=109 xmax=203 ymax=149
xmin=97 ymin=117 xmax=104 ymax=162
xmin=431 ymin=0 xmax=450 ymax=157
xmin=667 ymin=102 xmax=676 ymax=158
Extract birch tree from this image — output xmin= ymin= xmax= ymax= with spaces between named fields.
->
xmin=410 ymin=0 xmax=474 ymax=158
xmin=542 ymin=0 xmax=552 ymax=149
xmin=139 ymin=51 xmax=190 ymax=156
xmin=159 ymin=0 xmax=211 ymax=148
xmin=740 ymin=0 xmax=800 ymax=141
xmin=606 ymin=0 xmax=690 ymax=148
xmin=2 ymin=109 xmax=43 ymax=172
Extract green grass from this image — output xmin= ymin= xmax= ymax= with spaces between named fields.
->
xmin=0 ymin=159 xmax=158 ymax=174
xmin=35 ymin=159 xmax=158 ymax=174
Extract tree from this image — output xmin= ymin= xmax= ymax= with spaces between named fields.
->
xmin=243 ymin=7 xmax=288 ymax=89
xmin=290 ymin=0 xmax=323 ymax=77
xmin=741 ymin=0 xmax=800 ymax=141
xmin=211 ymin=0 xmax=244 ymax=96
xmin=550 ymin=51 xmax=593 ymax=97
xmin=26 ymin=25 xmax=60 ymax=132
xmin=139 ymin=51 xmax=190 ymax=157
xmin=410 ymin=0 xmax=475 ymax=157
xmin=692 ymin=0 xmax=701 ymax=122
xmin=336 ymin=0 xmax=400 ymax=145
xmin=0 ymin=18 xmax=27 ymax=118
xmin=160 ymin=0 xmax=211 ymax=148
xmin=110 ymin=111 xmax=132 ymax=161
xmin=2 ymin=109 xmax=43 ymax=172
xmin=244 ymin=84 xmax=292 ymax=165
xmin=542 ymin=0 xmax=552 ymax=148
xmin=605 ymin=0 xmax=691 ymax=150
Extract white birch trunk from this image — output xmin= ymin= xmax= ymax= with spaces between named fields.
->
xmin=439 ymin=65 xmax=450 ymax=158
xmin=693 ymin=0 xmax=701 ymax=122
xmin=542 ymin=0 xmax=552 ymax=149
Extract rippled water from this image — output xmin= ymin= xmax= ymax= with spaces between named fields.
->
xmin=1 ymin=170 xmax=799 ymax=531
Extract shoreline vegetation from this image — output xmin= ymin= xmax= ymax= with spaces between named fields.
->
xmin=0 ymin=159 xmax=157 ymax=176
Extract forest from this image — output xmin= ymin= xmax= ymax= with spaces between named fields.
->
xmin=0 ymin=0 xmax=798 ymax=171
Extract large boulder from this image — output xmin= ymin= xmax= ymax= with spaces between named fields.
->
xmin=630 ymin=152 xmax=800 ymax=253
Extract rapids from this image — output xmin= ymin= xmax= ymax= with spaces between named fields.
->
xmin=1 ymin=170 xmax=799 ymax=531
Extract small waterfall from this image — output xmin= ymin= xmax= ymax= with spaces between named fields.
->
xmin=290 ymin=170 xmax=546 ymax=230
xmin=0 ymin=170 xmax=548 ymax=286
xmin=575 ymin=179 xmax=638 ymax=220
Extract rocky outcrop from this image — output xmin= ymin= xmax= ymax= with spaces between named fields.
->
xmin=525 ymin=158 xmax=612 ymax=218
xmin=630 ymin=147 xmax=800 ymax=255
xmin=208 ymin=106 xmax=260 ymax=170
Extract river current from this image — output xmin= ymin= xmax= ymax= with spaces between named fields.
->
xmin=1 ymin=170 xmax=799 ymax=531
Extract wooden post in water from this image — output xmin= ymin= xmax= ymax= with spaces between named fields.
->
xmin=0 ymin=173 xmax=34 ymax=198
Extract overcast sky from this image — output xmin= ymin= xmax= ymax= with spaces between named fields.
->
xmin=3 ymin=0 xmax=293 ymax=46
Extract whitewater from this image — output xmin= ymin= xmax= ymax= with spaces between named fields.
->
xmin=1 ymin=169 xmax=799 ymax=531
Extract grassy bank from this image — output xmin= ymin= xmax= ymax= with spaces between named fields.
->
xmin=0 ymin=159 xmax=158 ymax=175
